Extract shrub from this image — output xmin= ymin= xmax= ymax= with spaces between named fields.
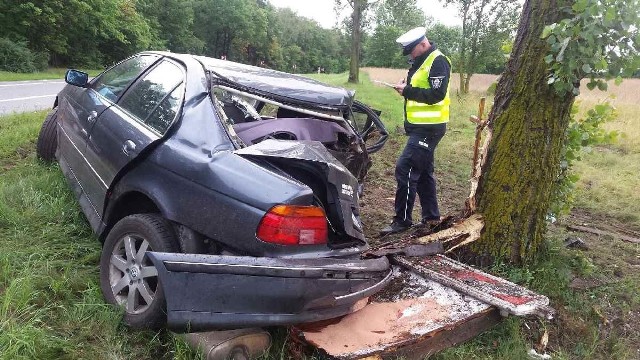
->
xmin=549 ymin=101 xmax=618 ymax=218
xmin=0 ymin=38 xmax=49 ymax=73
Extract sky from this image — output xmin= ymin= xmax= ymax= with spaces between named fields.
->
xmin=268 ymin=0 xmax=462 ymax=28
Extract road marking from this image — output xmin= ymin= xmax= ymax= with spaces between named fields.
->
xmin=0 ymin=94 xmax=56 ymax=102
xmin=0 ymin=81 xmax=65 ymax=87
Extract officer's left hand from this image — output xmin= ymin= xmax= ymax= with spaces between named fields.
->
xmin=393 ymin=78 xmax=405 ymax=95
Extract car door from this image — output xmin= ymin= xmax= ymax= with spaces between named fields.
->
xmin=83 ymin=59 xmax=186 ymax=216
xmin=351 ymin=101 xmax=388 ymax=154
xmin=57 ymin=54 xmax=160 ymax=217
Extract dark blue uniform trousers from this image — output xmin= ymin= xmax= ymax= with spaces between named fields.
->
xmin=394 ymin=130 xmax=446 ymax=225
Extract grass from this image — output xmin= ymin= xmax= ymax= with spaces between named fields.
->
xmin=1 ymin=71 xmax=638 ymax=359
xmin=0 ymin=111 xmax=201 ymax=359
xmin=0 ymin=68 xmax=103 ymax=82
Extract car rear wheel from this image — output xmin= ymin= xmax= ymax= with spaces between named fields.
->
xmin=36 ymin=107 xmax=58 ymax=161
xmin=99 ymin=213 xmax=179 ymax=329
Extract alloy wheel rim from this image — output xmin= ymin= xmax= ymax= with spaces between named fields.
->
xmin=108 ymin=234 xmax=158 ymax=314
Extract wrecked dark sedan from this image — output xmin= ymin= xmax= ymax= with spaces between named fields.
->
xmin=36 ymin=51 xmax=390 ymax=331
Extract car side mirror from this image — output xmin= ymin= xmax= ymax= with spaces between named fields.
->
xmin=65 ymin=69 xmax=89 ymax=87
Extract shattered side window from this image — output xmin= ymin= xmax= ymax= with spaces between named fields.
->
xmin=211 ymin=88 xmax=261 ymax=125
xmin=259 ymin=103 xmax=279 ymax=118
xmin=211 ymin=87 xmax=247 ymax=147
xmin=350 ymin=109 xmax=368 ymax=133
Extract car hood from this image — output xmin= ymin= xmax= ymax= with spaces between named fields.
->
xmin=235 ymin=139 xmax=365 ymax=241
xmin=194 ymin=56 xmax=354 ymax=108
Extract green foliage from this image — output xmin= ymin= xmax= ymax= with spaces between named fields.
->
xmin=364 ymin=25 xmax=406 ymax=68
xmin=137 ymin=0 xmax=203 ymax=53
xmin=446 ymin=0 xmax=520 ymax=92
xmin=0 ymin=0 xmax=157 ymax=68
xmin=373 ymin=0 xmax=426 ymax=28
xmin=426 ymin=23 xmax=462 ymax=60
xmin=364 ymin=0 xmax=449 ymax=69
xmin=0 ymin=0 xmax=351 ymax=73
xmin=0 ymin=38 xmax=48 ymax=72
xmin=542 ymin=0 xmax=640 ymax=96
xmin=270 ymin=7 xmax=349 ymax=73
xmin=550 ymin=102 xmax=618 ymax=218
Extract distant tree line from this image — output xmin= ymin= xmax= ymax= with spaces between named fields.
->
xmin=0 ymin=0 xmax=515 ymax=78
xmin=0 ymin=0 xmax=350 ymax=73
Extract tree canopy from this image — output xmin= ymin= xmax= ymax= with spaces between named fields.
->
xmin=0 ymin=0 xmax=351 ymax=73
xmin=1 ymin=0 xmax=508 ymax=78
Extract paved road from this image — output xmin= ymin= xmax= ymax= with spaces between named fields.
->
xmin=0 ymin=80 xmax=65 ymax=115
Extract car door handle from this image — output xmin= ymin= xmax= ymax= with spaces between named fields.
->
xmin=122 ymin=140 xmax=136 ymax=156
xmin=87 ymin=111 xmax=98 ymax=123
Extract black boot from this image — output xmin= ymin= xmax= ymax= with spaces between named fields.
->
xmin=379 ymin=220 xmax=411 ymax=235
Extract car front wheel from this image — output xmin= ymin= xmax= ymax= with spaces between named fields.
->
xmin=99 ymin=213 xmax=178 ymax=329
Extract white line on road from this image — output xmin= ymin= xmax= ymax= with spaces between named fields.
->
xmin=0 ymin=81 xmax=65 ymax=87
xmin=0 ymin=94 xmax=57 ymax=102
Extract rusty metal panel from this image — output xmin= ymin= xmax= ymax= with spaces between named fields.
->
xmin=393 ymin=254 xmax=554 ymax=319
xmin=294 ymin=267 xmax=496 ymax=359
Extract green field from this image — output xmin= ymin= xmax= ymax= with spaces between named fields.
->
xmin=0 ymin=73 xmax=638 ymax=359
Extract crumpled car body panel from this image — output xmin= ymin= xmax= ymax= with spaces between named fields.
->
xmin=148 ymin=252 xmax=392 ymax=331
xmin=53 ymin=51 xmax=390 ymax=331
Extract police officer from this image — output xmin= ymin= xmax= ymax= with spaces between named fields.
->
xmin=380 ymin=26 xmax=451 ymax=235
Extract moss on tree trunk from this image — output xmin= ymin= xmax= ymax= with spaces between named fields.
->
xmin=474 ymin=0 xmax=576 ymax=263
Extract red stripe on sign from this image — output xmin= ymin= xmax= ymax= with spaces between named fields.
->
xmin=492 ymin=292 xmax=533 ymax=305
xmin=450 ymin=270 xmax=499 ymax=284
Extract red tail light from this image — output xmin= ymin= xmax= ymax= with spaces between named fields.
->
xmin=256 ymin=205 xmax=328 ymax=245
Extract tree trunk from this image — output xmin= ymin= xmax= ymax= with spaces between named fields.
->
xmin=348 ymin=0 xmax=363 ymax=83
xmin=464 ymin=73 xmax=471 ymax=93
xmin=458 ymin=3 xmax=469 ymax=94
xmin=473 ymin=0 xmax=575 ymax=264
xmin=465 ymin=0 xmax=488 ymax=95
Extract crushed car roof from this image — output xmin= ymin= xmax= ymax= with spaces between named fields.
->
xmin=194 ymin=56 xmax=355 ymax=108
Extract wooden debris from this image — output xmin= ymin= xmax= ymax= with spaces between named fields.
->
xmin=414 ymin=214 xmax=484 ymax=252
xmin=536 ymin=329 xmax=549 ymax=354
xmin=293 ymin=268 xmax=499 ymax=360
xmin=464 ymin=97 xmax=492 ymax=216
xmin=566 ymin=224 xmax=640 ymax=244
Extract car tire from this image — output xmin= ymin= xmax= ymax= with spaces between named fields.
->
xmin=99 ymin=213 xmax=179 ymax=329
xmin=36 ymin=107 xmax=58 ymax=162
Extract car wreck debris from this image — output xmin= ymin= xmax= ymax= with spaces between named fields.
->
xmin=292 ymin=266 xmax=501 ymax=359
xmin=37 ymin=51 xmax=391 ymax=331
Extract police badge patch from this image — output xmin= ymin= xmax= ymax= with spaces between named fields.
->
xmin=430 ymin=76 xmax=444 ymax=89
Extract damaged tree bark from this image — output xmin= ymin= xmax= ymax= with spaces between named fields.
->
xmin=471 ymin=0 xmax=575 ymax=264
xmin=465 ymin=97 xmax=492 ymax=216
xmin=411 ymin=98 xmax=490 ymax=254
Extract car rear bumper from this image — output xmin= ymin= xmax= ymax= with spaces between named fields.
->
xmin=147 ymin=252 xmax=392 ymax=332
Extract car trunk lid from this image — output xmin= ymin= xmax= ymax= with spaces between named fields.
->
xmin=235 ymin=139 xmax=365 ymax=243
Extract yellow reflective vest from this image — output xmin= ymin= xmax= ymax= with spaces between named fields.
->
xmin=405 ymin=50 xmax=451 ymax=124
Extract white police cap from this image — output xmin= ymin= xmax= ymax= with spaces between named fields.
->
xmin=396 ymin=26 xmax=426 ymax=55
